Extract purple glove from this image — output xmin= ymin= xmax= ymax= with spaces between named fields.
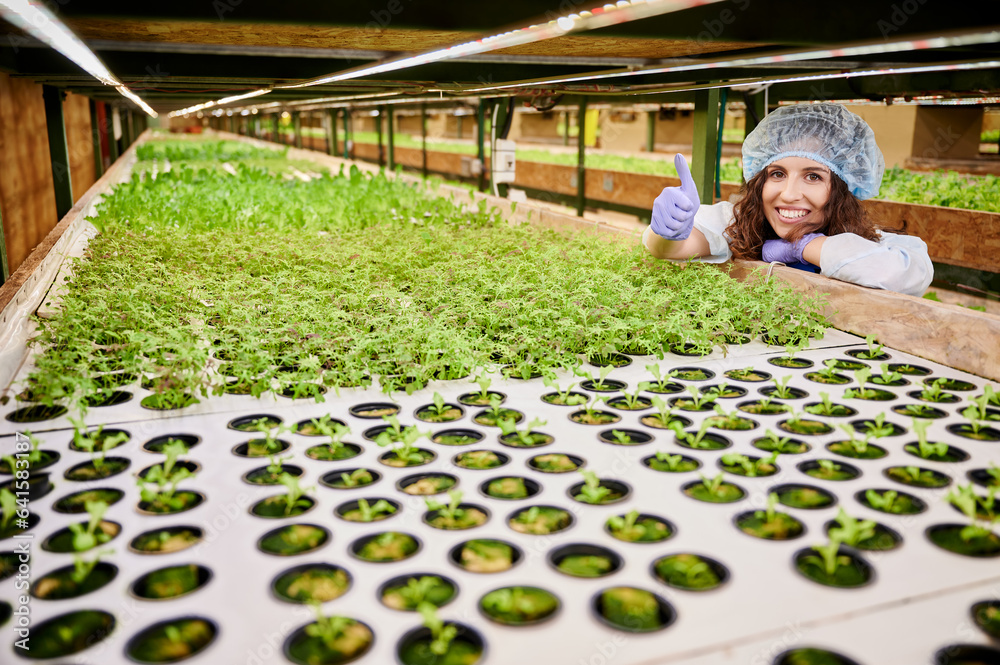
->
xmin=762 ymin=233 xmax=825 ymax=264
xmin=650 ymin=154 xmax=700 ymax=240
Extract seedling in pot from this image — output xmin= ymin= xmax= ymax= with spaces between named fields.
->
xmin=580 ymin=364 xmax=617 ymax=391
xmin=886 ymin=464 xmax=948 ymax=488
xmin=295 ymin=600 xmax=372 ymax=664
xmin=796 ymin=535 xmax=872 ymax=587
xmin=68 ymin=501 xmax=112 ymax=552
xmin=376 ymin=424 xmax=433 ymax=467
xmin=805 ymin=392 xmax=854 ymax=417
xmin=720 ymin=452 xmax=778 ymax=478
xmin=808 ymin=359 xmax=850 ymax=384
xmin=686 ymin=473 xmax=744 ymax=503
xmin=642 ymin=396 xmax=685 ymax=429
xmin=414 ymin=603 xmax=462 ymax=660
xmin=947 ymin=485 xmax=1000 ymax=542
xmin=497 ymin=417 xmax=551 ymax=447
xmin=0 ymin=431 xmax=52 ymax=474
xmin=862 ymin=488 xmax=924 ymax=515
xmin=780 ymin=410 xmax=833 ymax=436
xmin=668 ymin=419 xmax=724 ymax=450
xmin=606 ymin=510 xmax=671 ymax=543
xmin=918 ymin=377 xmax=955 ymax=403
xmin=509 ymin=506 xmax=572 ymax=535
xmin=905 ymin=419 xmax=951 ymax=460
xmin=466 ymin=373 xmax=495 ymax=406
xmin=843 ymin=368 xmax=877 ymax=400
xmin=246 ymin=417 xmax=288 ymax=457
xmin=338 ymin=469 xmax=374 ymax=488
xmin=541 ymin=375 xmax=586 ymax=406
xmin=653 ymin=553 xmax=722 ymax=590
xmin=643 ymin=364 xmax=682 ymax=392
xmin=648 ymin=450 xmax=698 ymax=472
xmin=571 ymin=395 xmax=620 ymax=425
xmin=754 ymin=429 xmax=807 ymax=454
xmin=957 ymin=394 xmax=1000 ymax=439
xmin=475 ymin=394 xmax=523 ymax=427
xmin=857 ymin=334 xmax=885 ymax=360
xmin=69 ymin=418 xmax=128 ymax=472
xmin=278 ymin=473 xmax=315 ymax=517
xmin=610 ymin=389 xmax=652 ymax=411
xmin=303 ymin=416 xmax=355 ymax=460
xmin=738 ymin=492 xmax=803 ymax=540
xmin=768 ymin=375 xmax=797 ymax=400
xmin=871 ymin=363 xmax=904 ymax=386
xmin=425 ymin=490 xmax=486 ymax=529
xmin=725 ymin=366 xmax=770 ymax=382
xmin=707 ymin=404 xmax=756 ymax=430
xmin=418 ymin=392 xmax=463 ymax=422
xmin=344 ymin=498 xmax=397 ymax=523
xmin=480 ymin=586 xmax=559 ymax=625
xmin=829 ymin=423 xmax=879 ymax=458
xmin=675 ymin=385 xmax=718 ymax=411
xmin=70 ymin=547 xmax=114 ymax=585
xmin=575 ymin=470 xmax=611 ymax=504
xmin=827 ymin=509 xmax=876 ymax=548
xmin=382 ymin=576 xmax=455 ymax=611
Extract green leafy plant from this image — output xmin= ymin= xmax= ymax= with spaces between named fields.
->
xmin=668 ymin=418 xmax=715 ymax=449
xmin=278 ymin=473 xmax=314 ymax=517
xmin=908 ymin=419 xmax=949 ymax=459
xmin=67 ymin=500 xmax=111 ymax=552
xmin=827 ymin=509 xmax=876 ymax=547
xmin=306 ymin=415 xmax=352 ymax=457
xmin=339 ymin=469 xmax=373 ymax=488
xmin=802 ymin=537 xmax=845 ymax=577
xmin=352 ymin=498 xmax=396 ymax=522
xmin=805 ymin=392 xmax=850 ymax=417
xmin=424 ymin=490 xmax=467 ymax=524
xmin=576 ymin=470 xmax=611 ymax=504
xmin=919 ymin=377 xmax=952 ymax=403
xmin=71 ymin=547 xmax=113 ymax=584
xmin=417 ymin=602 xmax=458 ymax=656
xmin=498 ymin=417 xmax=548 ymax=446
xmin=756 ymin=429 xmax=800 ymax=454
xmin=865 ymin=489 xmax=899 ymax=512
xmin=69 ymin=418 xmax=128 ymax=471
xmin=858 ymin=335 xmax=885 ymax=359
xmin=947 ymin=484 xmax=1000 ymax=542
xmin=769 ymin=375 xmax=796 ymax=399
xmin=871 ymin=363 xmax=903 ymax=385
xmin=720 ymin=452 xmax=778 ymax=477
xmin=542 ymin=375 xmax=586 ymax=405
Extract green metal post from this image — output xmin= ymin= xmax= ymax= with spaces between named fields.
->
xmin=476 ymin=101 xmax=486 ymax=192
xmin=744 ymin=91 xmax=766 ymax=141
xmin=108 ymin=109 xmax=120 ymax=164
xmin=387 ymin=107 xmax=395 ymax=170
xmin=421 ymin=103 xmax=428 ymax=178
xmin=563 ymin=110 xmax=570 ymax=146
xmin=646 ymin=110 xmax=656 ymax=153
xmin=89 ymin=99 xmax=104 ymax=179
xmin=576 ymin=97 xmax=588 ymax=216
xmin=715 ymin=88 xmax=728 ymax=199
xmin=0 ymin=203 xmax=9 ymax=285
xmin=293 ymin=112 xmax=302 ymax=149
xmin=691 ymin=88 xmax=721 ymax=205
xmin=342 ymin=110 xmax=350 ymax=159
xmin=491 ymin=99 xmax=513 ymax=198
xmin=376 ymin=108 xmax=384 ymax=166
xmin=456 ymin=113 xmax=463 ymax=140
xmin=273 ymin=115 xmax=280 ymax=143
xmin=327 ymin=109 xmax=336 ymax=155
xmin=42 ymin=85 xmax=74 ymax=220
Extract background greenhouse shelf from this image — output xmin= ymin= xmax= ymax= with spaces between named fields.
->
xmin=2 ymin=335 xmax=999 ymax=664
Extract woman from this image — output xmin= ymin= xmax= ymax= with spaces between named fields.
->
xmin=642 ymin=103 xmax=933 ymax=297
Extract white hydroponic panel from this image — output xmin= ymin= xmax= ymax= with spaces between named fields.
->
xmin=1 ymin=335 xmax=999 ymax=665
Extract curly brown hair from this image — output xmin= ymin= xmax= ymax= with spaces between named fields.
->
xmin=726 ymin=169 xmax=879 ymax=260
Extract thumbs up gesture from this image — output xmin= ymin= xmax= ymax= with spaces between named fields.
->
xmin=650 ymin=154 xmax=701 ymax=241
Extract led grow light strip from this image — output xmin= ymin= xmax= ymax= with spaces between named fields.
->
xmin=167 ymin=88 xmax=272 ymax=117
xmin=0 ymin=0 xmax=157 ymax=117
xmin=461 ymin=29 xmax=1000 ymax=93
xmin=274 ymin=0 xmax=721 ymax=90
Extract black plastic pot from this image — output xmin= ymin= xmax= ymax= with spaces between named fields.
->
xmin=1 ymin=472 xmax=54 ymax=500
xmin=591 ymin=586 xmax=676 ymax=633
xmin=822 ymin=519 xmax=902 ymax=552
xmin=431 ymin=429 xmax=484 ymax=446
xmin=457 ymin=391 xmax=506 ymax=407
xmin=604 ymin=513 xmax=675 ymax=544
xmin=349 ymin=401 xmax=401 ymax=418
xmin=598 ymin=428 xmax=652 ymax=445
xmin=351 ymin=531 xmax=422 ymax=563
xmin=228 ymin=413 xmax=282 ymax=431
xmin=453 ymin=450 xmax=510 ymax=471
xmin=336 ymin=497 xmax=402 ymax=523
xmin=855 ymin=488 xmax=927 ymax=515
xmin=652 ymin=552 xmax=729 ymax=591
xmin=52 ymin=487 xmax=124 ymax=514
xmin=580 ymin=378 xmax=627 ymax=393
xmin=24 ymin=609 xmax=115 ymax=659
xmin=320 ymin=467 xmax=382 ymax=490
xmin=42 ymin=520 xmax=121 ymax=553
xmin=396 ymin=473 xmax=458 ymax=496
xmin=5 ymin=404 xmax=68 ymax=423
xmin=773 ymin=647 xmax=862 ymax=665
xmin=129 ymin=563 xmax=212 ymax=601
xmin=934 ymin=644 xmax=1000 ymax=665
xmin=271 ymin=563 xmax=351 ymax=603
xmin=126 ymin=616 xmax=218 ymax=663
xmin=129 ymin=526 xmax=203 ymax=555
xmin=231 ymin=438 xmax=291 ymax=458
xmin=449 ymin=538 xmax=522 ymax=573
xmin=480 ymin=476 xmax=541 ymax=500
xmin=31 ymin=561 xmax=118 ymax=600
xmin=142 ymin=433 xmax=201 ymax=453
xmin=793 ymin=545 xmax=874 ymax=588
xmin=257 ymin=523 xmax=330 ymax=557
xmin=527 ymin=453 xmax=584 ymax=474
xmin=771 ymin=483 xmax=836 ymax=510
xmin=798 ymin=459 xmax=862 ymax=482
xmin=926 ymin=524 xmax=1000 ymax=558
xmin=734 ymin=509 xmax=805 ymax=541
xmin=396 ymin=623 xmax=485 ymax=665
xmin=479 ymin=585 xmax=560 ymax=626
xmin=507 ymin=505 xmax=575 ymax=535
xmin=568 ymin=479 xmax=631 ymax=505
xmin=549 ymin=543 xmax=623 ymax=578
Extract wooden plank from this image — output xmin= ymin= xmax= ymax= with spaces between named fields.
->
xmin=0 ymin=73 xmax=58 ymax=276
xmin=0 ymin=131 xmax=145 ymax=314
xmin=63 ymin=92 xmax=97 ymax=205
xmin=727 ymin=261 xmax=1000 ymax=382
xmin=868 ymin=199 xmax=1000 ymax=273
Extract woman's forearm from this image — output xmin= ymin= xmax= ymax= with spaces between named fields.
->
xmin=642 ymin=226 xmax=711 ymax=260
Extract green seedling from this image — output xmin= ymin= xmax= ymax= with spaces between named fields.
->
xmin=837 ymin=423 xmax=870 ymax=454
xmin=865 ymin=489 xmax=898 ymax=512
xmin=681 ymin=385 xmax=717 ymax=410
xmin=920 ymin=378 xmax=951 ymax=403
xmin=666 ymin=555 xmax=714 ymax=587
xmin=816 ymin=359 xmax=842 ymax=380
xmin=395 ymin=576 xmax=446 ymax=608
xmin=817 ymin=459 xmax=840 ymax=474
xmin=648 ymin=396 xmax=679 ymax=427
xmin=137 ymin=441 xmax=194 ymax=510
xmin=418 ymin=602 xmax=458 ymax=656
xmin=859 ymin=334 xmax=885 ymax=359
xmin=769 ymin=375 xmax=796 ymax=399
xmin=720 ymin=452 xmax=778 ymax=477
xmin=863 ymin=412 xmax=895 ymax=439
xmin=71 ymin=547 xmax=113 ymax=584
xmin=0 ymin=488 xmax=20 ymax=531
xmin=617 ymin=389 xmax=647 ymax=410
xmin=577 ymin=470 xmax=611 ymax=504
xmin=805 ymin=392 xmax=843 ymax=417
xmin=610 ymin=430 xmax=634 ymax=445
xmin=654 ymin=450 xmax=687 ymax=470
xmin=871 ymin=363 xmax=903 ymax=385
xmin=843 ymin=368 xmax=875 ymax=399
xmin=758 ymin=429 xmax=798 ymax=454
xmin=304 ymin=600 xmax=353 ymax=648
xmin=962 ymin=394 xmax=994 ymax=435
xmin=984 ymin=384 xmax=999 ymax=407
xmin=375 ymin=424 xmax=429 ymax=464
xmin=668 ymin=418 xmax=714 ymax=449
xmin=947 ymin=484 xmax=1000 ymax=542
xmin=68 ymin=500 xmax=111 ymax=551
xmin=354 ymin=498 xmax=396 ymax=522
xmin=425 ymin=490 xmax=466 ymax=522
xmin=250 ymin=417 xmax=287 ymax=456
xmin=1 ymin=431 xmax=45 ymax=473
xmin=69 ymin=418 xmax=128 ymax=471
xmin=828 ymin=509 xmax=876 ymax=547
xmin=339 ymin=469 xmax=373 ymax=488
xmin=804 ymin=537 xmax=845 ymax=577
xmin=542 ymin=375 xmax=586 ymax=405
xmin=307 ymin=415 xmax=352 ymax=456
xmin=278 ymin=473 xmax=314 ymax=517
xmin=607 ymin=509 xmax=645 ymax=539
xmin=910 ymin=419 xmax=948 ymax=459
xmin=471 ymin=373 xmax=492 ymax=401
xmin=644 ymin=364 xmax=680 ymax=391
xmin=698 ymin=473 xmax=727 ymax=497
xmin=755 ymin=492 xmax=780 ymax=523
xmin=426 ymin=392 xmax=451 ymax=418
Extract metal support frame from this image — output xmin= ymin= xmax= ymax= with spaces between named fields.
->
xmin=715 ymin=88 xmax=728 ymax=199
xmin=744 ymin=90 xmax=767 ymax=140
xmin=293 ymin=111 xmax=302 ymax=149
xmin=387 ymin=107 xmax=395 ymax=170
xmin=576 ymin=96 xmax=588 ymax=216
xmin=476 ymin=101 xmax=486 ymax=192
xmin=563 ymin=110 xmax=570 ymax=147
xmin=42 ymin=85 xmax=74 ymax=221
xmin=0 ymin=202 xmax=9 ymax=285
xmin=327 ymin=109 xmax=337 ymax=155
xmin=456 ymin=114 xmax=463 ymax=140
xmin=376 ymin=108 xmax=384 ymax=167
xmin=491 ymin=98 xmax=512 ymax=198
xmin=692 ymin=88 xmax=720 ymax=204
xmin=421 ymin=103 xmax=428 ymax=178
xmin=89 ymin=99 xmax=104 ymax=179
xmin=342 ymin=110 xmax=350 ymax=159
xmin=646 ymin=110 xmax=656 ymax=153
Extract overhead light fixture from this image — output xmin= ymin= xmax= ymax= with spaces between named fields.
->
xmin=168 ymin=88 xmax=271 ymax=118
xmin=462 ymin=28 xmax=1000 ymax=93
xmin=0 ymin=0 xmax=158 ymax=116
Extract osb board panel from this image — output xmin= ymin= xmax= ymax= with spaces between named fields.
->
xmin=0 ymin=73 xmax=57 ymax=275
xmin=869 ymin=199 xmax=1000 ymax=272
xmin=63 ymin=92 xmax=96 ymax=205
xmin=65 ymin=19 xmax=762 ymax=59
xmin=727 ymin=261 xmax=1000 ymax=382
xmin=514 ymin=160 xmax=577 ymax=195
xmin=583 ymin=169 xmax=741 ymax=207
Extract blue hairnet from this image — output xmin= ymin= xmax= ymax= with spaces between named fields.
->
xmin=742 ymin=103 xmax=885 ymax=200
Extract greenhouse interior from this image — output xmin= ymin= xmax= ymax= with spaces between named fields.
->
xmin=2 ymin=2 xmax=1000 ymax=664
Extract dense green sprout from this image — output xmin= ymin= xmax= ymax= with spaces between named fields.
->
xmin=24 ymin=140 xmax=827 ymax=411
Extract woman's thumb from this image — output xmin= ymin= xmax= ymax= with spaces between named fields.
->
xmin=674 ymin=154 xmax=700 ymax=202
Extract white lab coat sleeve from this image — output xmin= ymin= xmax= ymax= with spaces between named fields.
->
xmin=690 ymin=201 xmax=734 ymax=264
xmin=818 ymin=231 xmax=933 ymax=297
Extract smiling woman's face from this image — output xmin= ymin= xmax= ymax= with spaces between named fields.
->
xmin=761 ymin=156 xmax=832 ymax=239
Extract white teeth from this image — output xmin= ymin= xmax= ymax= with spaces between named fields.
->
xmin=779 ymin=209 xmax=808 ymax=219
